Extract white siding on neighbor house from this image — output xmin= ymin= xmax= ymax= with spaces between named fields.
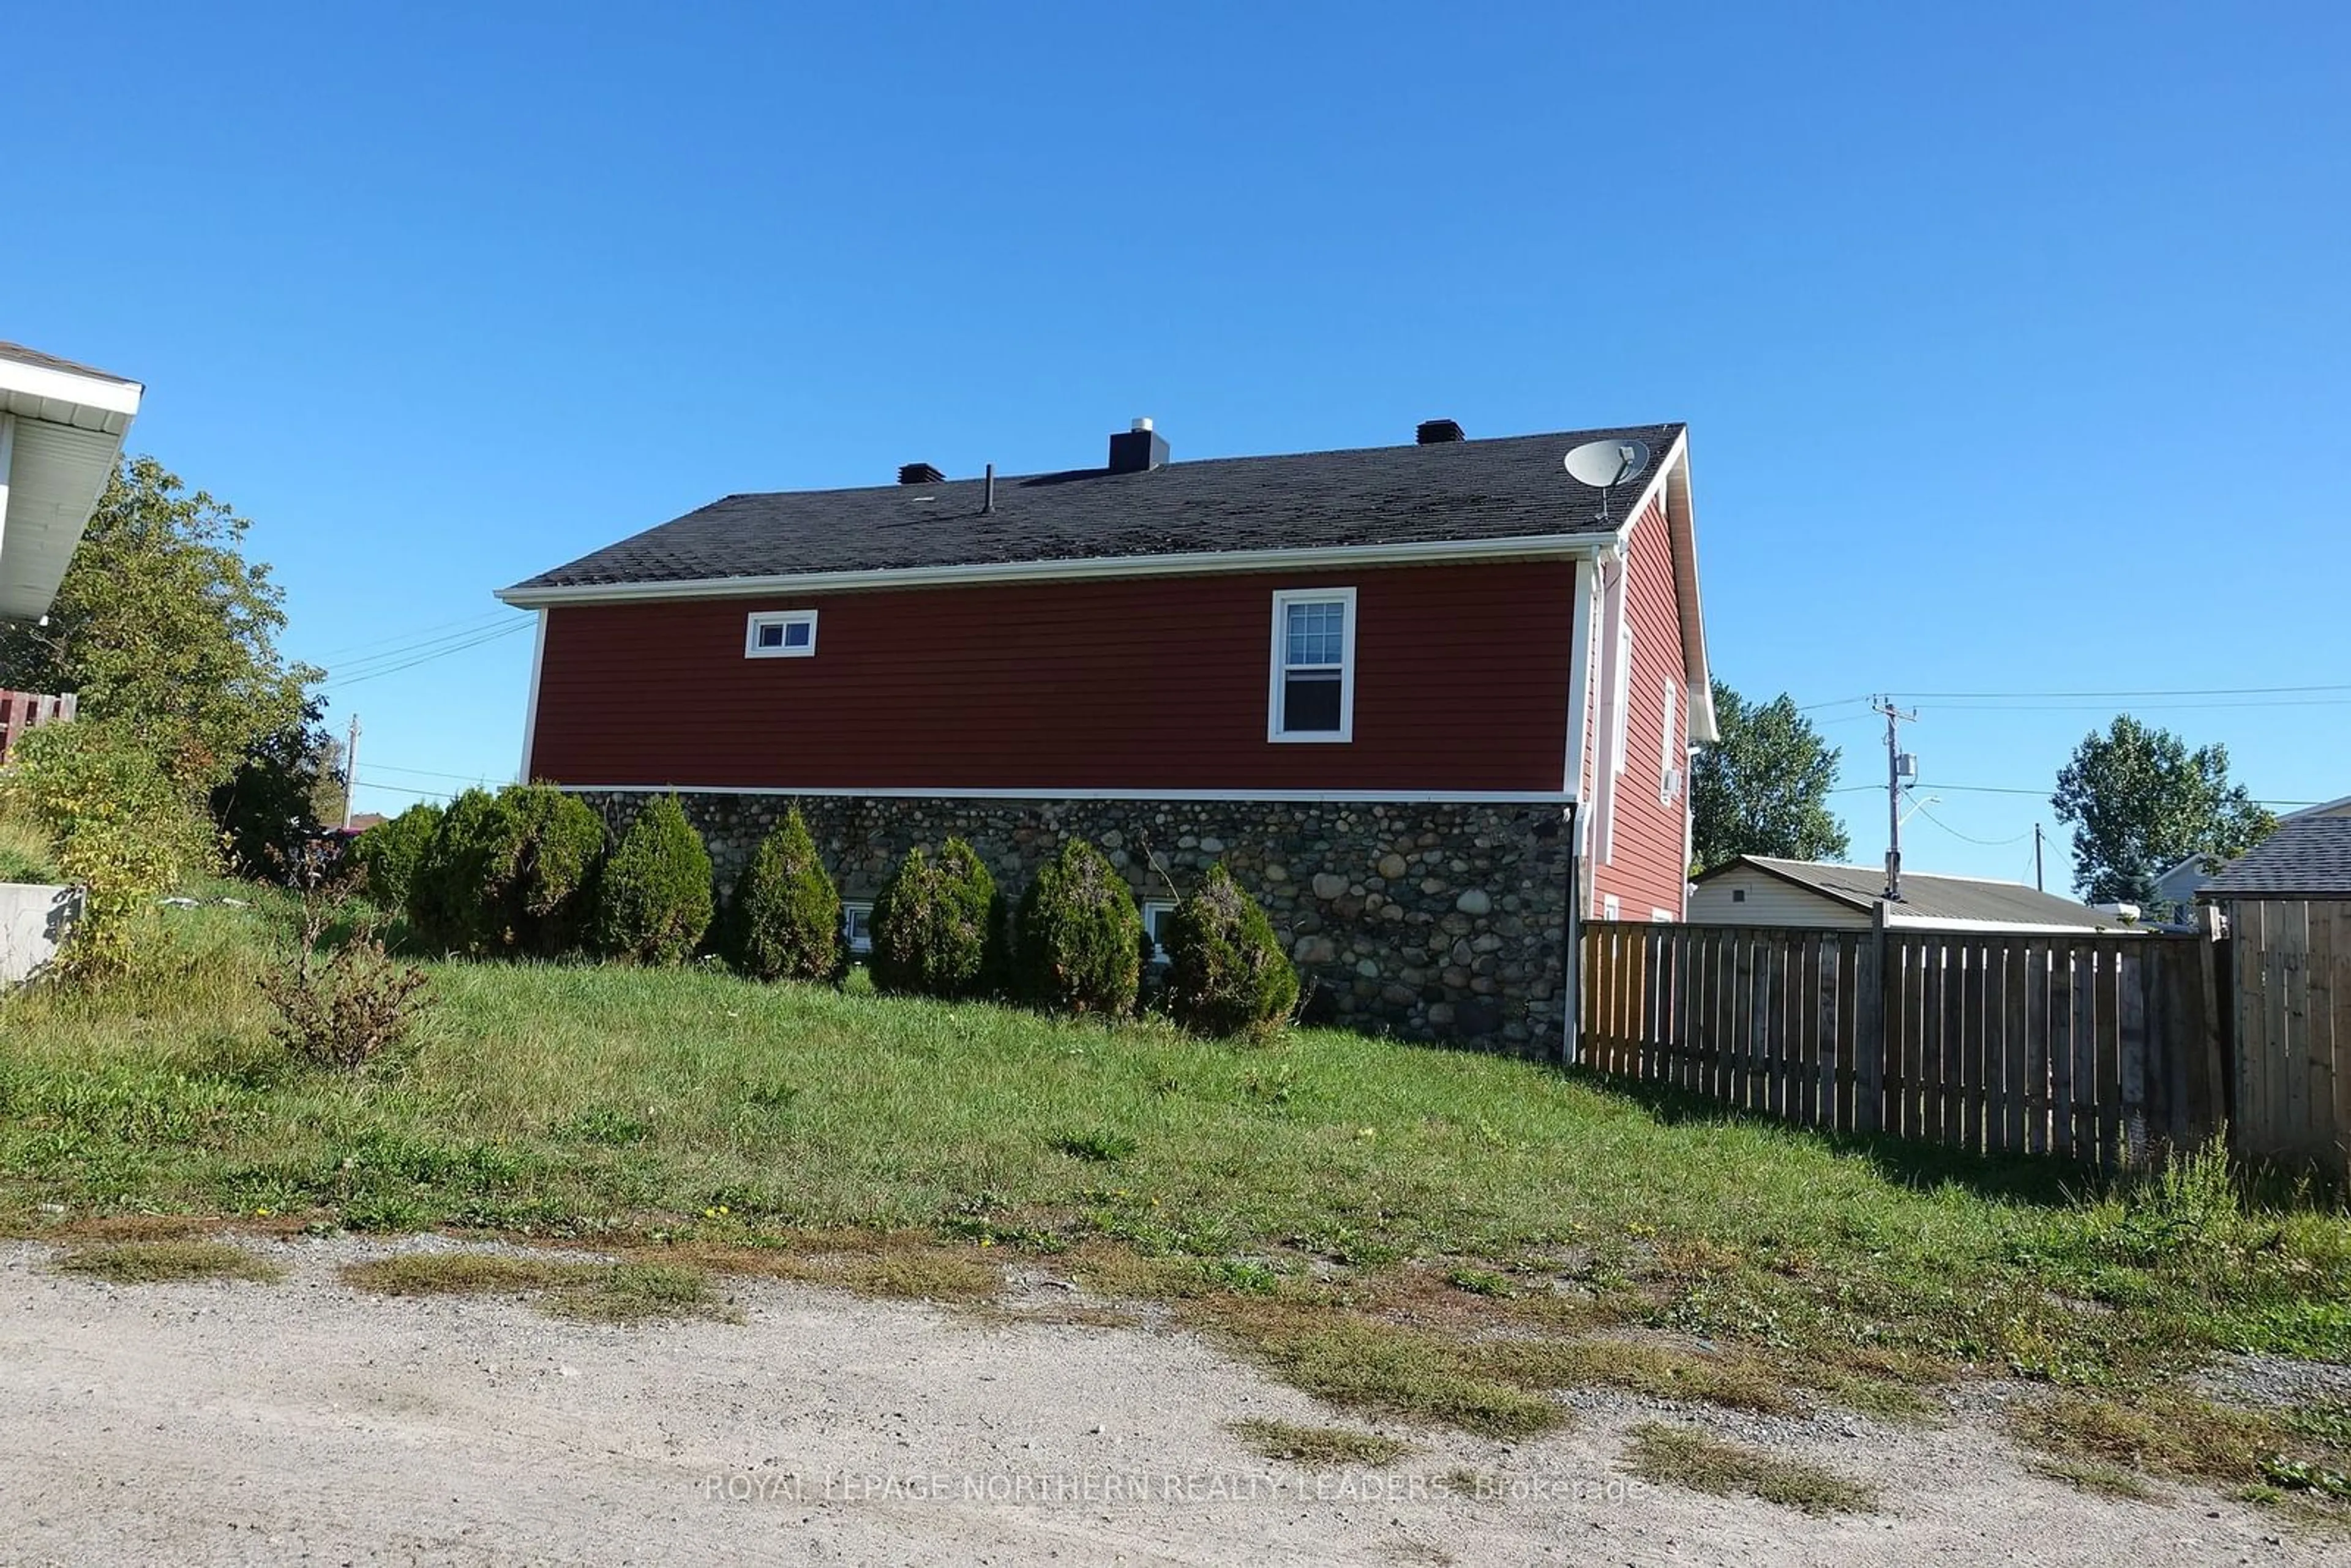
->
xmin=1685 ymin=866 xmax=1871 ymax=929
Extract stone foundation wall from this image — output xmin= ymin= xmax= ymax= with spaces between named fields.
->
xmin=574 ymin=792 xmax=1573 ymax=1057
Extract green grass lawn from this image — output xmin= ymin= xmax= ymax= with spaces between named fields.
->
xmin=4 ymin=895 xmax=2349 ymax=1511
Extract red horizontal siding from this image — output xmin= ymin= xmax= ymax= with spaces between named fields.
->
xmin=528 ymin=560 xmax=1577 ymax=793
xmin=1591 ymin=497 xmax=1691 ymax=920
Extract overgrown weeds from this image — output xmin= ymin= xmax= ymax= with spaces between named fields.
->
xmin=258 ymin=895 xmax=433 ymax=1070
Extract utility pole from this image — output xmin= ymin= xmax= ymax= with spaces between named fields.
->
xmin=342 ymin=714 xmax=361 ymax=831
xmin=2033 ymin=823 xmax=2045 ymax=892
xmin=1872 ymin=697 xmax=1918 ymax=902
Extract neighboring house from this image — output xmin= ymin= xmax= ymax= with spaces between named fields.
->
xmin=2150 ymin=795 xmax=2351 ymax=918
xmin=1689 ymin=856 xmax=2135 ymax=933
xmin=498 ymin=418 xmax=1715 ymax=1054
xmin=2197 ymin=815 xmax=2351 ymax=906
xmin=0 ymin=342 xmax=143 ymax=621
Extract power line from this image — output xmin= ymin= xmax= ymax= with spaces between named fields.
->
xmin=1880 ymin=681 xmax=2351 ymax=700
xmin=312 ymin=609 xmax=512 ymax=662
xmin=325 ymin=618 xmax=533 ymax=681
xmin=1833 ymin=781 xmax=2323 ymax=807
xmin=1902 ymin=793 xmax=2035 ymax=847
xmin=319 ymin=620 xmax=531 ymax=688
xmin=365 ymin=760 xmax=507 ymax=783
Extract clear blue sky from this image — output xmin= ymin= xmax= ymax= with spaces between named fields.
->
xmin=7 ymin=1 xmax=2345 ymax=890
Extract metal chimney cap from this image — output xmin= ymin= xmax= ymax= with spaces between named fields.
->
xmin=1131 ymin=417 xmax=1153 ymax=433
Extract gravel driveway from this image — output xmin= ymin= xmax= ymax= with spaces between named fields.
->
xmin=0 ymin=1236 xmax=2326 ymax=1566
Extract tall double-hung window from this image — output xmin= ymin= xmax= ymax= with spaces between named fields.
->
xmin=1269 ymin=588 xmax=1355 ymax=742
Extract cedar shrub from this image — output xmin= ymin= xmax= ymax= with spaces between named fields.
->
xmin=868 ymin=838 xmax=999 ymax=999
xmin=592 ymin=793 xmax=714 ymax=965
xmin=352 ymin=801 xmax=443 ymax=912
xmin=406 ymin=785 xmax=605 ymax=958
xmin=730 ymin=807 xmax=846 ymax=984
xmin=1014 ymin=837 xmax=1143 ymax=1018
xmin=1163 ymin=863 xmax=1299 ymax=1038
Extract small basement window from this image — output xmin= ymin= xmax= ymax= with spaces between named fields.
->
xmin=1140 ymin=899 xmax=1176 ymax=968
xmin=842 ymin=901 xmax=874 ymax=956
xmin=1269 ymin=587 xmax=1355 ymax=742
xmin=746 ymin=610 xmax=818 ymax=658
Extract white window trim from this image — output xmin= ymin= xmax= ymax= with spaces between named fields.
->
xmin=1267 ymin=587 xmax=1356 ymax=743
xmin=1658 ymin=677 xmax=1679 ymax=805
xmin=1140 ymin=899 xmax=1176 ymax=969
xmin=842 ymin=900 xmax=874 ymax=956
xmin=745 ymin=609 xmax=819 ymax=658
xmin=1610 ymin=620 xmax=1634 ymax=776
xmin=1602 ymin=894 xmax=1621 ymax=920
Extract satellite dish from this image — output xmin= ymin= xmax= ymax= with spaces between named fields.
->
xmin=1562 ymin=438 xmax=1649 ymax=489
xmin=1561 ymin=438 xmax=1651 ymax=525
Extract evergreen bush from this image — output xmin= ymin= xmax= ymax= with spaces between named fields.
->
xmin=405 ymin=784 xmax=606 ymax=957
xmin=868 ymin=838 xmax=998 ymax=998
xmin=730 ymin=807 xmax=845 ymax=983
xmin=591 ymin=793 xmax=713 ymax=965
xmin=352 ymin=801 xmax=443 ymax=911
xmin=1162 ymin=864 xmax=1299 ymax=1038
xmin=1013 ymin=837 xmax=1142 ymax=1017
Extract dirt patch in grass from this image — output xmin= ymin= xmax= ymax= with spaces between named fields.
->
xmin=54 ymin=1240 xmax=283 ymax=1285
xmin=339 ymin=1253 xmax=736 ymax=1324
xmin=1621 ymin=1422 xmax=1878 ymax=1515
xmin=1228 ymin=1417 xmax=1413 ymax=1468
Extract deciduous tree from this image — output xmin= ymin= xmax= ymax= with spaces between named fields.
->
xmin=1689 ymin=681 xmax=1850 ymax=872
xmin=2050 ymin=716 xmax=2274 ymax=906
xmin=0 ymin=456 xmax=317 ymax=792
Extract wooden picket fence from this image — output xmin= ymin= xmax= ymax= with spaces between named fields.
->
xmin=2223 ymin=899 xmax=2350 ymax=1171
xmin=0 ymin=690 xmax=77 ymax=764
xmin=1578 ymin=916 xmax=2229 ymax=1168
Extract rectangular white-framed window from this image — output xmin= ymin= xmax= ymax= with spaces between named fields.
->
xmin=842 ymin=901 xmax=874 ymax=956
xmin=1659 ymin=678 xmax=1681 ymax=805
xmin=1602 ymin=893 xmax=1621 ymax=920
xmin=1139 ymin=899 xmax=1176 ymax=968
xmin=1268 ymin=587 xmax=1355 ymax=742
xmin=1610 ymin=621 xmax=1635 ymax=775
xmin=746 ymin=609 xmax=818 ymax=658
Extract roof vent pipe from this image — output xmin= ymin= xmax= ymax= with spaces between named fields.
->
xmin=1108 ymin=418 xmax=1169 ymax=475
xmin=983 ymin=463 xmax=995 ymax=514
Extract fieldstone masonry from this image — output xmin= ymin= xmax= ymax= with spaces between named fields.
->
xmin=575 ymin=792 xmax=1574 ymax=1057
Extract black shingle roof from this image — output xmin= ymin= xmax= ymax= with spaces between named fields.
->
xmin=506 ymin=422 xmax=1682 ymax=594
xmin=2200 ymin=817 xmax=2351 ymax=899
xmin=1706 ymin=857 xmax=2134 ymax=929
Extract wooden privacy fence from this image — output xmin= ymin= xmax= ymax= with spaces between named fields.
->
xmin=2224 ymin=899 xmax=2350 ymax=1170
xmin=0 ymin=690 xmax=77 ymax=764
xmin=1578 ymin=917 xmax=2228 ymax=1168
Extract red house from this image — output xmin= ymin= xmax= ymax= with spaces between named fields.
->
xmin=500 ymin=418 xmax=1714 ymax=1056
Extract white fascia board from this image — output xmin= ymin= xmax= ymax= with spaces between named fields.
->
xmin=0 ymin=358 xmax=143 ymax=421
xmin=553 ymin=783 xmax=1573 ymax=805
xmin=495 ymin=531 xmax=1614 ymax=607
xmin=1561 ymin=557 xmax=1594 ymax=801
xmin=517 ymin=609 xmax=549 ymax=784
